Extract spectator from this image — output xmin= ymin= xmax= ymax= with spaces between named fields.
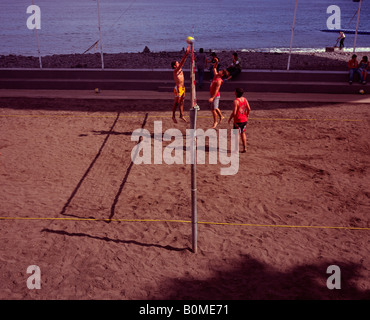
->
xmin=196 ymin=48 xmax=207 ymax=89
xmin=226 ymin=52 xmax=242 ymax=80
xmin=358 ymin=56 xmax=369 ymax=84
xmin=348 ymin=54 xmax=362 ymax=84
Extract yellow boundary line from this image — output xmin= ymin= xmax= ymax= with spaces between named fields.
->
xmin=0 ymin=216 xmax=368 ymax=231
xmin=0 ymin=114 xmax=364 ymax=122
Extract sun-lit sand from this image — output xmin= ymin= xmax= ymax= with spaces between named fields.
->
xmin=0 ymin=96 xmax=369 ymax=299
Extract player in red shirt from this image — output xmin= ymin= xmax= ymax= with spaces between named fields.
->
xmin=228 ymin=87 xmax=251 ymax=153
xmin=209 ymin=59 xmax=229 ymax=128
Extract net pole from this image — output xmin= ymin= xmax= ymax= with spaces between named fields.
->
xmin=287 ymin=0 xmax=298 ymax=71
xmin=35 ymin=19 xmax=42 ymax=69
xmin=31 ymin=0 xmax=42 ymax=68
xmin=189 ymin=40 xmax=199 ymax=254
xmin=97 ymin=0 xmax=105 ymax=69
xmin=353 ymin=0 xmax=362 ymax=54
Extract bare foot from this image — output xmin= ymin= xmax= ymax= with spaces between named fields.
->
xmin=172 ymin=116 xmax=177 ymax=124
xmin=211 ymin=122 xmax=218 ymax=129
xmin=240 ymin=149 xmax=247 ymax=153
xmin=219 ymin=116 xmax=225 ymax=123
xmin=180 ymin=115 xmax=188 ymax=123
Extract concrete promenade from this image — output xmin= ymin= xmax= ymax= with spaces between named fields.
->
xmin=0 ymin=68 xmax=368 ymax=94
xmin=1 ymin=89 xmax=370 ymax=103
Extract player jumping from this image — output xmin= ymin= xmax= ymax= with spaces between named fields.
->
xmin=171 ymin=46 xmax=190 ymax=123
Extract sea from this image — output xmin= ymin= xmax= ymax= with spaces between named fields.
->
xmin=0 ymin=0 xmax=369 ymax=56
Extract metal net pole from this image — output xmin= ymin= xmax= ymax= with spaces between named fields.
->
xmin=287 ymin=0 xmax=298 ymax=71
xmin=353 ymin=0 xmax=362 ymax=54
xmin=97 ymin=0 xmax=105 ymax=69
xmin=189 ymin=40 xmax=199 ymax=253
xmin=31 ymin=0 xmax=42 ymax=68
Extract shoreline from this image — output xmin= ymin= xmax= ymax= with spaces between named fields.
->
xmin=1 ymin=50 xmax=370 ymax=71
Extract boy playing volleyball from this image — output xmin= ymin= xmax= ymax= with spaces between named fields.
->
xmin=228 ymin=88 xmax=251 ymax=153
xmin=209 ymin=59 xmax=229 ymax=128
xmin=171 ymin=46 xmax=190 ymax=123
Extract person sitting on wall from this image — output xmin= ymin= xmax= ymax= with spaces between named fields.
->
xmin=226 ymin=52 xmax=242 ymax=81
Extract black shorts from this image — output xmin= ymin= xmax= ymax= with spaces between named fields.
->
xmin=233 ymin=121 xmax=247 ymax=134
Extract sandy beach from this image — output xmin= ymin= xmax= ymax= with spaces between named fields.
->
xmin=1 ymin=49 xmax=370 ymax=70
xmin=2 ymin=0 xmax=370 ymax=303
xmin=0 ymin=45 xmax=370 ymax=301
xmin=0 ymin=94 xmax=369 ymax=300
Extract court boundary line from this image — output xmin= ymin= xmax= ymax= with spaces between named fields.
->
xmin=0 ymin=216 xmax=368 ymax=231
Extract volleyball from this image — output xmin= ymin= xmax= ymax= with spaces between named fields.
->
xmin=186 ymin=36 xmax=194 ymax=44
xmin=359 ymin=89 xmax=365 ymax=95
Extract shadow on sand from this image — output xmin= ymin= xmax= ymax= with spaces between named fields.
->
xmin=41 ymin=228 xmax=190 ymax=252
xmin=158 ymin=254 xmax=369 ymax=300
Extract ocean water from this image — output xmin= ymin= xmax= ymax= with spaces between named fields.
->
xmin=0 ymin=0 xmax=369 ymax=56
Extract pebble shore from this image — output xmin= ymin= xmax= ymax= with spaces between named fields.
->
xmin=1 ymin=49 xmax=368 ymax=70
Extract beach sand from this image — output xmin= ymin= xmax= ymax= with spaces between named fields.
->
xmin=0 ymin=96 xmax=369 ymax=300
xmin=1 ymin=50 xmax=369 ymax=70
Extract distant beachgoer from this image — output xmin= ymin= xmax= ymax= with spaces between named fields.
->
xmin=196 ymin=48 xmax=207 ymax=89
xmin=209 ymin=59 xmax=229 ymax=128
xmin=348 ymin=54 xmax=362 ymax=84
xmin=337 ymin=31 xmax=345 ymax=49
xmin=171 ymin=46 xmax=190 ymax=123
xmin=358 ymin=56 xmax=369 ymax=84
xmin=226 ymin=52 xmax=242 ymax=80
